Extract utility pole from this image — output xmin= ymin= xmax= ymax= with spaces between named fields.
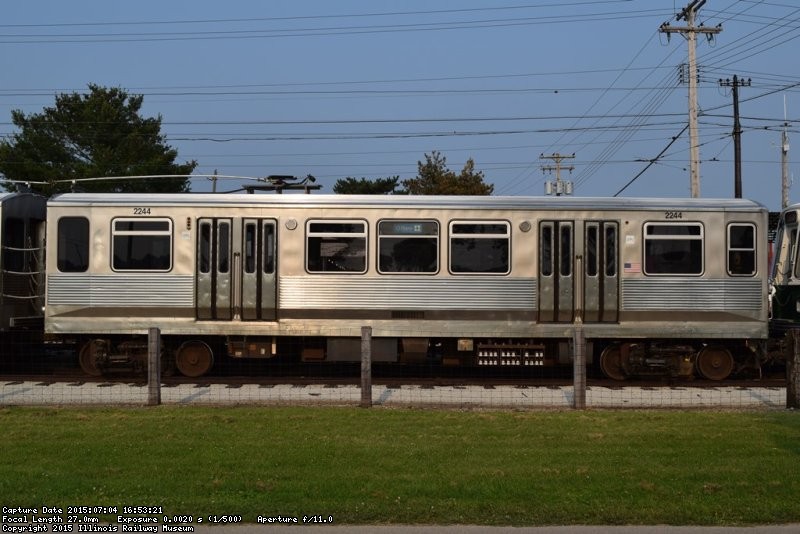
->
xmin=541 ymin=153 xmax=575 ymax=196
xmin=783 ymin=98 xmax=791 ymax=209
xmin=660 ymin=0 xmax=721 ymax=198
xmin=208 ymin=169 xmax=218 ymax=193
xmin=719 ymin=75 xmax=751 ymax=198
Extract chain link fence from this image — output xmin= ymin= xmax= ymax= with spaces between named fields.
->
xmin=1 ymin=327 xmax=793 ymax=410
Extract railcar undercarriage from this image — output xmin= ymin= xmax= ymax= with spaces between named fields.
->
xmin=598 ymin=340 xmax=764 ymax=381
xmin=78 ymin=337 xmax=176 ymax=376
xmin=74 ymin=333 xmax=766 ymax=382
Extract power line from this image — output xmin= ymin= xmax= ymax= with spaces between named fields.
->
xmin=0 ymin=66 xmax=681 ymax=93
xmin=0 ymin=9 xmax=673 ymax=44
xmin=0 ymin=2 xmax=640 ymax=28
xmin=0 ymin=112 xmax=689 ymax=127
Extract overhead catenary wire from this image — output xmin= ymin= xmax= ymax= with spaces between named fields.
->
xmin=613 ymin=124 xmax=689 ymax=196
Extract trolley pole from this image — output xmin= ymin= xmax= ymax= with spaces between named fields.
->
xmin=147 ymin=327 xmax=161 ymax=406
xmin=361 ymin=326 xmax=373 ymax=408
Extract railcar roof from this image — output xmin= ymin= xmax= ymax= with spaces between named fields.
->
xmin=47 ymin=193 xmax=766 ymax=212
xmin=0 ymin=192 xmax=42 ymax=203
xmin=780 ymin=203 xmax=800 ymax=214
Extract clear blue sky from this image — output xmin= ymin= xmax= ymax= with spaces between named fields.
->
xmin=1 ymin=0 xmax=797 ymax=210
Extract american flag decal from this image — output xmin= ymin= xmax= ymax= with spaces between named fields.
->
xmin=623 ymin=262 xmax=641 ymax=273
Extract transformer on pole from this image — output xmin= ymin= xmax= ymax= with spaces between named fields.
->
xmin=541 ymin=152 xmax=575 ymax=196
xmin=660 ymin=0 xmax=722 ymax=198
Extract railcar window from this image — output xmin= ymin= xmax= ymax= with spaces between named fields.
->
xmin=727 ymin=223 xmax=756 ymax=276
xmin=263 ymin=222 xmax=275 ymax=274
xmin=605 ymin=224 xmax=618 ymax=277
xmin=217 ymin=221 xmax=230 ymax=274
xmin=450 ymin=221 xmax=510 ymax=274
xmin=788 ymin=225 xmax=798 ymax=281
xmin=540 ymin=224 xmax=553 ymax=277
xmin=57 ymin=217 xmax=89 ymax=272
xmin=307 ymin=220 xmax=367 ymax=273
xmin=643 ymin=223 xmax=703 ymax=275
xmin=243 ymin=221 xmax=276 ymax=274
xmin=111 ymin=218 xmax=172 ymax=271
xmin=586 ymin=225 xmax=598 ymax=277
xmin=244 ymin=223 xmax=256 ymax=273
xmin=114 ymin=220 xmax=169 ymax=232
xmin=378 ymin=220 xmax=438 ymax=274
xmin=199 ymin=222 xmax=211 ymax=274
xmin=560 ymin=225 xmax=572 ymax=276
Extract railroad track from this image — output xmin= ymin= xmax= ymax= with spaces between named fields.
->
xmin=0 ymin=370 xmax=786 ymax=390
xmin=1 ymin=346 xmax=787 ymax=389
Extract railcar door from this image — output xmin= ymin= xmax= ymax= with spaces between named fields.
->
xmin=538 ymin=220 xmax=574 ymax=322
xmin=583 ymin=221 xmax=619 ymax=323
xmin=196 ymin=217 xmax=277 ymax=321
xmin=197 ymin=218 xmax=232 ymax=320
xmin=240 ymin=218 xmax=276 ymax=321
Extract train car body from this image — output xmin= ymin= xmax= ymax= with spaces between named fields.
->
xmin=0 ymin=192 xmax=46 ymax=333
xmin=43 ymin=193 xmax=769 ymax=379
xmin=769 ymin=203 xmax=800 ymax=335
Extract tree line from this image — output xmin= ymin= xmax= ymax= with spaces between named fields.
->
xmin=0 ymin=85 xmax=492 ymax=196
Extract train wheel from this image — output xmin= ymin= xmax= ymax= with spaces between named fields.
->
xmin=78 ymin=339 xmax=105 ymax=377
xmin=175 ymin=341 xmax=214 ymax=377
xmin=696 ymin=346 xmax=734 ymax=381
xmin=599 ymin=345 xmax=627 ymax=380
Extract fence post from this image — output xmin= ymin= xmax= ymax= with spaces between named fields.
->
xmin=573 ymin=323 xmax=586 ymax=409
xmin=361 ymin=326 xmax=372 ymax=408
xmin=148 ymin=327 xmax=161 ymax=406
xmin=788 ymin=329 xmax=800 ymax=409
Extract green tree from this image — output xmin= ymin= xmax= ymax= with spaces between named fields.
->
xmin=0 ymin=84 xmax=197 ymax=195
xmin=333 ymin=176 xmax=401 ymax=194
xmin=401 ymin=151 xmax=493 ymax=195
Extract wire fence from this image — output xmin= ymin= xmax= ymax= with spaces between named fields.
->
xmin=0 ymin=327 xmax=794 ymax=410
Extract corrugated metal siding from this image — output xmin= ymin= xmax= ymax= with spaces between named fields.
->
xmin=280 ymin=276 xmax=536 ymax=310
xmin=47 ymin=274 xmax=194 ymax=307
xmin=622 ymin=278 xmax=763 ymax=310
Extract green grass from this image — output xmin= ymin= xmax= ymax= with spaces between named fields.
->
xmin=1 ymin=406 xmax=799 ymax=526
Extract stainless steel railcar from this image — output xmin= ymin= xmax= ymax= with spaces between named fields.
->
xmin=769 ymin=203 xmax=800 ymax=335
xmin=43 ymin=194 xmax=769 ymax=380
